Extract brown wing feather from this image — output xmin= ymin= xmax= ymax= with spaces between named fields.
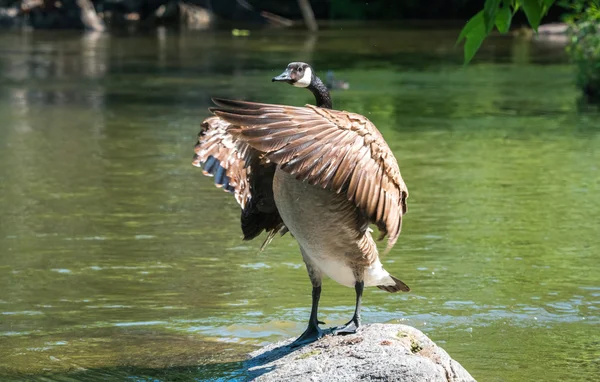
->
xmin=193 ymin=116 xmax=253 ymax=209
xmin=209 ymin=98 xmax=409 ymax=253
xmin=192 ymin=115 xmax=285 ymax=246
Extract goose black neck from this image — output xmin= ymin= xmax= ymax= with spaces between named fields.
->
xmin=308 ymin=76 xmax=332 ymax=109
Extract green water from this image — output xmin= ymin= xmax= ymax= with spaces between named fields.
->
xmin=0 ymin=27 xmax=598 ymax=381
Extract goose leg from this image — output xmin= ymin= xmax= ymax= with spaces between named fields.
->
xmin=333 ymin=280 xmax=364 ymax=335
xmin=290 ymin=251 xmax=325 ymax=347
xmin=290 ymin=285 xmax=325 ymax=347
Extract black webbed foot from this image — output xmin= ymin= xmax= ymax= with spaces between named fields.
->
xmin=289 ymin=322 xmax=325 ymax=348
xmin=332 ymin=316 xmax=360 ymax=335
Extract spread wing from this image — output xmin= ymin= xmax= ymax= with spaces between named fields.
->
xmin=209 ymin=98 xmax=409 ymax=252
xmin=193 ymin=116 xmax=254 ymax=209
xmin=192 ymin=115 xmax=285 ymax=244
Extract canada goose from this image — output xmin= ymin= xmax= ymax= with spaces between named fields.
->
xmin=325 ymin=70 xmax=350 ymax=90
xmin=193 ymin=62 xmax=410 ymax=346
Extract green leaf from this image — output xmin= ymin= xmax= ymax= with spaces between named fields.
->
xmin=542 ymin=0 xmax=555 ymax=9
xmin=457 ymin=11 xmax=485 ymax=45
xmin=512 ymin=0 xmax=520 ymax=14
xmin=465 ymin=33 xmax=486 ymax=64
xmin=462 ymin=13 xmax=487 ymax=64
xmin=495 ymin=6 xmax=513 ymax=33
xmin=484 ymin=0 xmax=501 ymax=33
xmin=522 ymin=0 xmax=543 ymax=30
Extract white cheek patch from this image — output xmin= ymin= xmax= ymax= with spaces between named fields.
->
xmin=293 ymin=67 xmax=312 ymax=87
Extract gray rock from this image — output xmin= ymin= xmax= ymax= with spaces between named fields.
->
xmin=245 ymin=323 xmax=476 ymax=382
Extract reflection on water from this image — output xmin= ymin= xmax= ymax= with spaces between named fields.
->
xmin=0 ymin=27 xmax=598 ymax=381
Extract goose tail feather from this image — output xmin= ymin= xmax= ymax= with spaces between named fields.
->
xmin=377 ymin=275 xmax=410 ymax=293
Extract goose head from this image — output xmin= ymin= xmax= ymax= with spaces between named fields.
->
xmin=272 ymin=62 xmax=314 ymax=88
xmin=272 ymin=62 xmax=332 ymax=109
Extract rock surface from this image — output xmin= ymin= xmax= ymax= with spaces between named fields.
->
xmin=245 ymin=323 xmax=476 ymax=382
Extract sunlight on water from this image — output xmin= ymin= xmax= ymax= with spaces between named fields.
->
xmin=0 ymin=27 xmax=599 ymax=381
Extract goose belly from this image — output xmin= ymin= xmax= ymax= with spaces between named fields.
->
xmin=273 ymin=168 xmax=382 ymax=288
xmin=303 ymin=253 xmax=392 ymax=288
xmin=309 ymin=256 xmax=356 ymax=288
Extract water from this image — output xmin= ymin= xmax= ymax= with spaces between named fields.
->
xmin=0 ymin=26 xmax=598 ymax=381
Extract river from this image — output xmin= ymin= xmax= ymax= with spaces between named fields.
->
xmin=0 ymin=26 xmax=598 ymax=381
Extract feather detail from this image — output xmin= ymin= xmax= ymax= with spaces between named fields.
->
xmin=193 ymin=114 xmax=285 ymax=249
xmin=193 ymin=116 xmax=253 ymax=209
xmin=209 ymin=98 xmax=409 ymax=252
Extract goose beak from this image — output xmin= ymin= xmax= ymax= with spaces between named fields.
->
xmin=272 ymin=69 xmax=292 ymax=83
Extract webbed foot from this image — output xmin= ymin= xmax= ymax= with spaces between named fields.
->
xmin=289 ymin=322 xmax=325 ymax=348
xmin=332 ymin=315 xmax=360 ymax=335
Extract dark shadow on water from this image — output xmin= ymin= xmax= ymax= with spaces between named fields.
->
xmin=576 ymin=95 xmax=600 ymax=113
xmin=0 ymin=334 xmax=310 ymax=382
xmin=2 ymin=344 xmax=306 ymax=382
xmin=4 ymin=362 xmax=247 ymax=382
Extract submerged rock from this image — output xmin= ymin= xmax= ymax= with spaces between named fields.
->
xmin=245 ymin=323 xmax=476 ymax=382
